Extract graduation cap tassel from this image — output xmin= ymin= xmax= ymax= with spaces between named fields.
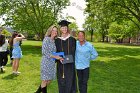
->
xmin=62 ymin=65 xmax=65 ymax=78
xmin=61 ymin=40 xmax=65 ymax=79
xmin=62 ymin=73 xmax=65 ymax=78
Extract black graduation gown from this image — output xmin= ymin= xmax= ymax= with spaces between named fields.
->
xmin=55 ymin=36 xmax=77 ymax=93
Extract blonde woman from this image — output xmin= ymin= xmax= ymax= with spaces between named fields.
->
xmin=35 ymin=25 xmax=63 ymax=93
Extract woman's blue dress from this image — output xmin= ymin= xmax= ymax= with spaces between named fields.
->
xmin=12 ymin=41 xmax=22 ymax=58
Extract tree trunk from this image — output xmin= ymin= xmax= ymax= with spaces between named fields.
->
xmin=40 ymin=32 xmax=44 ymax=41
xmin=102 ymin=35 xmax=105 ymax=42
xmin=106 ymin=36 xmax=109 ymax=42
xmin=90 ymin=30 xmax=93 ymax=42
xmin=128 ymin=37 xmax=131 ymax=43
xmin=121 ymin=38 xmax=123 ymax=43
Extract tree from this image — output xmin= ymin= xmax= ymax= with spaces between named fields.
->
xmin=66 ymin=16 xmax=79 ymax=31
xmin=84 ymin=0 xmax=140 ymax=43
xmin=84 ymin=0 xmax=112 ymax=42
xmin=106 ymin=0 xmax=140 ymax=29
xmin=124 ymin=20 xmax=139 ymax=43
xmin=1 ymin=28 xmax=11 ymax=37
xmin=108 ymin=20 xmax=139 ymax=43
xmin=108 ymin=22 xmax=125 ymax=43
xmin=0 ymin=0 xmax=70 ymax=40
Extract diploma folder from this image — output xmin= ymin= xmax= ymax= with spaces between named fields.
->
xmin=52 ymin=52 xmax=64 ymax=60
xmin=62 ymin=55 xmax=74 ymax=64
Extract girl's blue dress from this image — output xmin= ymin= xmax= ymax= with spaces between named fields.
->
xmin=12 ymin=42 xmax=22 ymax=58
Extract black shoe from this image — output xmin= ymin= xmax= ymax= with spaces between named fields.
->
xmin=41 ymin=87 xmax=47 ymax=93
xmin=1 ymin=68 xmax=4 ymax=73
xmin=35 ymin=85 xmax=41 ymax=93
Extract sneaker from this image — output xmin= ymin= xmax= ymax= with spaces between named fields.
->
xmin=12 ymin=71 xmax=21 ymax=75
xmin=1 ymin=68 xmax=4 ymax=72
xmin=0 ymin=66 xmax=5 ymax=73
xmin=2 ymin=66 xmax=5 ymax=71
xmin=15 ymin=71 xmax=21 ymax=75
xmin=12 ymin=71 xmax=16 ymax=74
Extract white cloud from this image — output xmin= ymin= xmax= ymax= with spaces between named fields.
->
xmin=61 ymin=0 xmax=86 ymax=30
xmin=0 ymin=15 xmax=6 ymax=26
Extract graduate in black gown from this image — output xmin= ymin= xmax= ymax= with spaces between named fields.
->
xmin=55 ymin=20 xmax=77 ymax=93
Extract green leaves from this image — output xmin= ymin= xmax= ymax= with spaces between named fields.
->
xmin=1 ymin=28 xmax=11 ymax=37
xmin=0 ymin=0 xmax=69 ymax=40
xmin=108 ymin=22 xmax=125 ymax=41
xmin=84 ymin=0 xmax=140 ymax=43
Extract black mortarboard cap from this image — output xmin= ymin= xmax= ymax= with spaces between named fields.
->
xmin=58 ymin=20 xmax=71 ymax=27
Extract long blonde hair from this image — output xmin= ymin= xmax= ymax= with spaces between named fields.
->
xmin=45 ymin=25 xmax=58 ymax=37
xmin=59 ymin=26 xmax=71 ymax=35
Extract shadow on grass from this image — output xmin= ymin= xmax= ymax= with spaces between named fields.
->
xmin=90 ymin=56 xmax=140 ymax=92
xmin=2 ymin=74 xmax=19 ymax=80
xmin=111 ymin=43 xmax=140 ymax=47
xmin=6 ymin=63 xmax=12 ymax=67
xmin=21 ymin=45 xmax=42 ymax=56
xmin=96 ymin=46 xmax=140 ymax=58
xmin=0 ymin=71 xmax=6 ymax=74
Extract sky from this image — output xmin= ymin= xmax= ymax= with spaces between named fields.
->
xmin=0 ymin=16 xmax=5 ymax=25
xmin=0 ymin=0 xmax=87 ymax=30
xmin=61 ymin=0 xmax=87 ymax=30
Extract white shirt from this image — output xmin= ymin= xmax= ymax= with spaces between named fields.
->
xmin=0 ymin=40 xmax=8 ymax=52
xmin=58 ymin=34 xmax=71 ymax=41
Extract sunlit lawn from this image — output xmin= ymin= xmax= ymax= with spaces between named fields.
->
xmin=0 ymin=40 xmax=140 ymax=93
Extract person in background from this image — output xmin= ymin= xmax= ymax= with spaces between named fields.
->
xmin=0 ymin=29 xmax=9 ymax=72
xmin=35 ymin=25 xmax=63 ymax=93
xmin=0 ymin=28 xmax=2 ymax=35
xmin=9 ymin=33 xmax=25 ymax=75
xmin=9 ymin=31 xmax=22 ymax=65
xmin=75 ymin=31 xmax=98 ymax=93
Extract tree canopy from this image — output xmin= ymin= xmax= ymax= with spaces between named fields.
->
xmin=0 ymin=0 xmax=70 ymax=40
xmin=84 ymin=0 xmax=140 ymax=43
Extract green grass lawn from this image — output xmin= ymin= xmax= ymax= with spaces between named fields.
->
xmin=0 ymin=40 xmax=140 ymax=93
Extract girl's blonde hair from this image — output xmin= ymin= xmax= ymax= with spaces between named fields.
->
xmin=59 ymin=26 xmax=71 ymax=35
xmin=45 ymin=25 xmax=58 ymax=37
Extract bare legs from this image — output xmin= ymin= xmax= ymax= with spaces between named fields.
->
xmin=12 ymin=58 xmax=21 ymax=74
xmin=41 ymin=80 xmax=51 ymax=88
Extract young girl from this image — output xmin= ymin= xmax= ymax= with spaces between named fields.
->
xmin=10 ymin=33 xmax=25 ymax=75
